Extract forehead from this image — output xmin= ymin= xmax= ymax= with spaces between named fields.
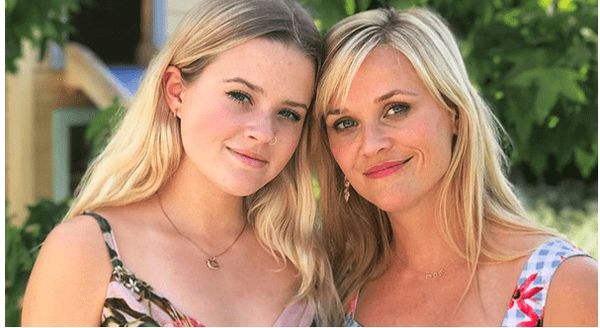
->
xmin=328 ymin=46 xmax=423 ymax=109
xmin=210 ymin=38 xmax=314 ymax=74
xmin=194 ymin=38 xmax=316 ymax=98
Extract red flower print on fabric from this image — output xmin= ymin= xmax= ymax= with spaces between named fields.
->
xmin=348 ymin=293 xmax=359 ymax=315
xmin=509 ymin=272 xmax=544 ymax=327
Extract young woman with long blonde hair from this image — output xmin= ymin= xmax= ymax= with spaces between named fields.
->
xmin=22 ymin=0 xmax=340 ymax=325
xmin=313 ymin=7 xmax=597 ymax=326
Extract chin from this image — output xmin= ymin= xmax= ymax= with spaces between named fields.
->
xmin=222 ymin=178 xmax=272 ymax=197
xmin=367 ymin=194 xmax=413 ymax=213
xmin=224 ymin=184 xmax=262 ymax=197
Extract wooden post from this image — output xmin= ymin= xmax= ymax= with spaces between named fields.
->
xmin=6 ymin=43 xmax=36 ymax=224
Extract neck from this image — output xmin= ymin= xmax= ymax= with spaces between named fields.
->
xmin=158 ymin=156 xmax=247 ymax=240
xmin=386 ymin=190 xmax=462 ymax=272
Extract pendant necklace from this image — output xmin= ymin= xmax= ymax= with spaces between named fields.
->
xmin=158 ymin=194 xmax=247 ymax=271
xmin=407 ymin=258 xmax=461 ymax=280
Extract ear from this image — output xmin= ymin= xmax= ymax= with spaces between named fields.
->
xmin=163 ymin=66 xmax=185 ymax=116
xmin=451 ymin=109 xmax=459 ymax=135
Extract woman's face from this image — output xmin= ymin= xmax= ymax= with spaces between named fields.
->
xmin=167 ymin=38 xmax=315 ymax=196
xmin=324 ymin=46 xmax=456 ymax=214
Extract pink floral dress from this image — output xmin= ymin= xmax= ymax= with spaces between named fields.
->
xmin=345 ymin=238 xmax=590 ymax=327
xmin=87 ymin=212 xmax=315 ymax=327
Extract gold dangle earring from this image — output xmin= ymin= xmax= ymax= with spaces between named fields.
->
xmin=343 ymin=176 xmax=350 ymax=203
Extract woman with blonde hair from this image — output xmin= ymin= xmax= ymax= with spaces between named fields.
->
xmin=22 ymin=0 xmax=339 ymax=325
xmin=313 ymin=7 xmax=597 ymax=326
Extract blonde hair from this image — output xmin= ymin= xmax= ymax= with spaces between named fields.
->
xmin=67 ymin=0 xmax=340 ymax=324
xmin=312 ymin=7 xmax=552 ymax=307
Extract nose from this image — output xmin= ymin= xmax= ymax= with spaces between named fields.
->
xmin=244 ymin=112 xmax=276 ymax=145
xmin=360 ymin=122 xmax=392 ymax=157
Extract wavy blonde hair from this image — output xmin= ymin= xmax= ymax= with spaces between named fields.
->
xmin=312 ymin=7 xmax=553 ymax=308
xmin=66 ymin=0 xmax=340 ymax=324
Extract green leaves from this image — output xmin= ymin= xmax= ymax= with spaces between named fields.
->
xmin=344 ymin=0 xmax=356 ymax=15
xmin=510 ymin=67 xmax=586 ymax=125
xmin=301 ymin=0 xmax=350 ymax=32
xmin=5 ymin=199 xmax=70 ymax=326
xmin=575 ymin=144 xmax=598 ymax=178
xmin=444 ymin=0 xmax=597 ymax=180
xmin=85 ymin=98 xmax=123 ymax=158
xmin=388 ymin=0 xmax=429 ymax=10
xmin=6 ymin=0 xmax=93 ymax=73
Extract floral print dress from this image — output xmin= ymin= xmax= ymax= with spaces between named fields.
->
xmin=501 ymin=238 xmax=589 ymax=326
xmin=344 ymin=238 xmax=590 ymax=327
xmin=86 ymin=212 xmax=315 ymax=327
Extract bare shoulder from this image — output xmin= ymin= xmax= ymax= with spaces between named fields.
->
xmin=484 ymin=228 xmax=554 ymax=261
xmin=37 ymin=213 xmax=112 ymax=263
xmin=21 ymin=214 xmax=113 ymax=326
xmin=544 ymin=254 xmax=598 ymax=326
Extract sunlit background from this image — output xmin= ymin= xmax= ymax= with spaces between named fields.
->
xmin=5 ymin=0 xmax=597 ymax=325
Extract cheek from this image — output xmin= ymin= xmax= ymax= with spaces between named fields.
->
xmin=281 ymin=132 xmax=301 ymax=160
xmin=181 ymin=101 xmax=235 ymax=139
xmin=424 ymin=117 xmax=455 ymax=171
xmin=328 ymin=135 xmax=353 ymax=171
xmin=271 ymin=124 xmax=304 ymax=168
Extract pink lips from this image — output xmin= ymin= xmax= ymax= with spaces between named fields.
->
xmin=363 ymin=157 xmax=412 ymax=179
xmin=228 ymin=147 xmax=268 ymax=168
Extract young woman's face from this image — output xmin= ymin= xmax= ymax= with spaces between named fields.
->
xmin=168 ymin=38 xmax=315 ymax=196
xmin=324 ymin=46 xmax=456 ymax=214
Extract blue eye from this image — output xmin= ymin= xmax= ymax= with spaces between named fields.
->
xmin=227 ymin=91 xmax=252 ymax=105
xmin=333 ymin=118 xmax=357 ymax=131
xmin=278 ymin=109 xmax=302 ymax=122
xmin=384 ymin=103 xmax=409 ymax=117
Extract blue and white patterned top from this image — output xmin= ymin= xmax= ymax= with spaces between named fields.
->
xmin=501 ymin=237 xmax=589 ymax=326
xmin=345 ymin=238 xmax=590 ymax=327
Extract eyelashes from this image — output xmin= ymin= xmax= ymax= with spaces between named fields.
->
xmin=330 ymin=102 xmax=411 ymax=132
xmin=333 ymin=118 xmax=358 ymax=131
xmin=227 ymin=91 xmax=252 ymax=105
xmin=384 ymin=103 xmax=409 ymax=117
xmin=226 ymin=91 xmax=303 ymax=122
xmin=278 ymin=110 xmax=301 ymax=122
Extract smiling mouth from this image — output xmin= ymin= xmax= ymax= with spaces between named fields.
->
xmin=363 ymin=157 xmax=413 ymax=179
xmin=227 ymin=147 xmax=268 ymax=168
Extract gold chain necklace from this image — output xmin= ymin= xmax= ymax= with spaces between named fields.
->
xmin=406 ymin=258 xmax=461 ymax=280
xmin=157 ymin=194 xmax=247 ymax=271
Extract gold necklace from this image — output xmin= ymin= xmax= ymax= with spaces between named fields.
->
xmin=406 ymin=258 xmax=461 ymax=280
xmin=157 ymin=194 xmax=247 ymax=271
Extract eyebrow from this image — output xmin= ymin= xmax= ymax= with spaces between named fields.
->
xmin=325 ymin=88 xmax=419 ymax=118
xmin=325 ymin=108 xmax=342 ymax=118
xmin=223 ymin=77 xmax=265 ymax=94
xmin=224 ymin=77 xmax=308 ymax=111
xmin=283 ymin=100 xmax=309 ymax=112
xmin=375 ymin=89 xmax=418 ymax=103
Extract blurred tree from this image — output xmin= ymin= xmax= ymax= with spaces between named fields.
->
xmin=5 ymin=200 xmax=70 ymax=326
xmin=301 ymin=0 xmax=597 ymax=182
xmin=6 ymin=0 xmax=93 ymax=73
xmin=85 ymin=98 xmax=124 ymax=158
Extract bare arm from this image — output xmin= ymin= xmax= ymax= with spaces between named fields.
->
xmin=21 ymin=215 xmax=113 ymax=326
xmin=544 ymin=255 xmax=598 ymax=326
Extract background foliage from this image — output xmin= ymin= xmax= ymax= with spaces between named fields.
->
xmin=302 ymin=0 xmax=598 ymax=182
xmin=6 ymin=0 xmax=92 ymax=73
xmin=5 ymin=200 xmax=70 ymax=326
xmin=5 ymin=0 xmax=597 ymax=326
xmin=85 ymin=98 xmax=124 ymax=158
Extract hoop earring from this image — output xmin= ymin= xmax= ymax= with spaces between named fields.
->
xmin=269 ymin=136 xmax=277 ymax=146
xmin=343 ymin=176 xmax=350 ymax=203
